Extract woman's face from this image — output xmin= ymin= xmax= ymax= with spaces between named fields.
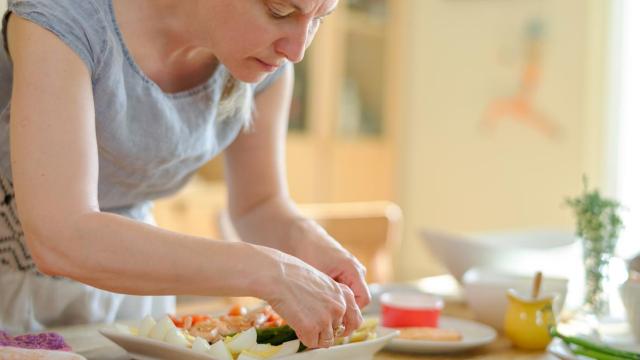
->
xmin=201 ymin=0 xmax=338 ymax=83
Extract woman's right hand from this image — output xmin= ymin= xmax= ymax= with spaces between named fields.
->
xmin=254 ymin=246 xmax=362 ymax=349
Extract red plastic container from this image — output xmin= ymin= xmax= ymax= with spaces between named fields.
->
xmin=380 ymin=292 xmax=444 ymax=328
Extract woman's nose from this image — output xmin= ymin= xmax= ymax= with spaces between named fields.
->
xmin=274 ymin=21 xmax=313 ymax=63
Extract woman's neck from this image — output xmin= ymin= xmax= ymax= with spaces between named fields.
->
xmin=115 ymin=0 xmax=208 ymax=55
xmin=112 ymin=0 xmax=219 ymax=93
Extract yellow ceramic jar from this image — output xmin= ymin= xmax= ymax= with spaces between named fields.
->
xmin=503 ymin=289 xmax=556 ymax=350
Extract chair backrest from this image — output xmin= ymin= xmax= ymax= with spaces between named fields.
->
xmin=218 ymin=201 xmax=402 ymax=284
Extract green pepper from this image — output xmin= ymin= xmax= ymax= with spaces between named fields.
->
xmin=256 ymin=325 xmax=308 ymax=352
xmin=257 ymin=325 xmax=298 ymax=345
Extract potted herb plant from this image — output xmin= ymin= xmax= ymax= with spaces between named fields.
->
xmin=566 ymin=177 xmax=624 ymax=318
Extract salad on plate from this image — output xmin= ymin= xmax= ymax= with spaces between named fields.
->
xmin=108 ymin=304 xmax=379 ymax=360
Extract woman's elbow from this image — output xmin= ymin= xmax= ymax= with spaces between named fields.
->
xmin=29 ymin=251 xmax=60 ymax=276
xmin=21 ymin=223 xmax=77 ymax=277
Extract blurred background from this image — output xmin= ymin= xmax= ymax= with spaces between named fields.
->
xmin=2 ymin=0 xmax=637 ymax=283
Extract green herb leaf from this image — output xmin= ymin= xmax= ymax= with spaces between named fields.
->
xmin=565 ymin=176 xmax=624 ymax=251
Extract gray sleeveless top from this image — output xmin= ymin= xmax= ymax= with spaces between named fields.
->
xmin=0 ymin=0 xmax=287 ymax=333
xmin=0 ymin=0 xmax=287 ymax=220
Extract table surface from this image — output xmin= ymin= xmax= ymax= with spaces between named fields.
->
xmin=55 ymin=300 xmax=557 ymax=360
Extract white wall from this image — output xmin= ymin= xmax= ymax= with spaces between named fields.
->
xmin=612 ymin=0 xmax=640 ymax=259
xmin=396 ymin=0 xmax=608 ymax=280
xmin=1 ymin=1 xmax=6 ymax=14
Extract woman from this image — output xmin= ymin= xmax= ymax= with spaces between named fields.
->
xmin=0 ymin=0 xmax=370 ymax=349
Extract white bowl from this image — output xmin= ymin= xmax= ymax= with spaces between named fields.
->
xmin=421 ymin=228 xmax=581 ymax=282
xmin=462 ymin=267 xmax=569 ymax=331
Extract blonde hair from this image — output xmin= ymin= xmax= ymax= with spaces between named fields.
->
xmin=217 ymin=72 xmax=254 ymax=130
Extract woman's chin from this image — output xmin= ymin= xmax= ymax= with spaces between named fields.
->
xmin=226 ymin=62 xmax=276 ymax=84
xmin=234 ymin=72 xmax=269 ymax=84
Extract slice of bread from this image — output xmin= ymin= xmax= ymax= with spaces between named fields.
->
xmin=397 ymin=327 xmax=463 ymax=342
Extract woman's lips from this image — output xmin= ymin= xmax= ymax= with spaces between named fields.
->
xmin=254 ymin=58 xmax=280 ymax=72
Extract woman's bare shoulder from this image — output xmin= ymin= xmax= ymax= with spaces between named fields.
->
xmin=7 ymin=14 xmax=92 ymax=78
xmin=5 ymin=0 xmax=109 ymax=75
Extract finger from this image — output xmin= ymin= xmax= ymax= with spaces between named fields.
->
xmin=317 ymin=324 xmax=334 ymax=349
xmin=295 ymin=324 xmax=319 ymax=350
xmin=339 ymin=284 xmax=362 ymax=337
xmin=353 ymin=279 xmax=372 ymax=309
xmin=336 ymin=264 xmax=371 ymax=309
xmin=332 ymin=315 xmax=345 ymax=338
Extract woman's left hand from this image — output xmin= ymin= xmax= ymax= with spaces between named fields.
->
xmin=289 ymin=219 xmax=371 ymax=310
xmin=224 ymin=64 xmax=370 ymax=311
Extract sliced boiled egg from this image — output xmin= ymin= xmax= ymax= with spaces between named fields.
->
xmin=164 ymin=328 xmax=190 ymax=347
xmin=273 ymin=340 xmax=300 ymax=358
xmin=148 ymin=316 xmax=175 ymax=340
xmin=225 ymin=327 xmax=258 ymax=354
xmin=138 ymin=315 xmax=156 ymax=337
xmin=238 ymin=339 xmax=301 ymax=360
xmin=207 ymin=340 xmax=233 ymax=360
xmin=191 ymin=337 xmax=210 ymax=353
xmin=237 ymin=352 xmax=263 ymax=360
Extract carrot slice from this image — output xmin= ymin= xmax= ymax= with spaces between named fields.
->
xmin=191 ymin=315 xmax=212 ymax=325
xmin=169 ymin=315 xmax=184 ymax=328
xmin=228 ymin=304 xmax=247 ymax=317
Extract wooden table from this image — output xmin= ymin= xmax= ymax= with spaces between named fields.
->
xmin=55 ymin=299 xmax=557 ymax=360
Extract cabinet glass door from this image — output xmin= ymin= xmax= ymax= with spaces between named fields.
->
xmin=339 ymin=0 xmax=388 ymax=137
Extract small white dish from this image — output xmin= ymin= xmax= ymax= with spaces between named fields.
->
xmin=383 ymin=316 xmax=497 ymax=354
xmin=99 ymin=326 xmax=399 ymax=360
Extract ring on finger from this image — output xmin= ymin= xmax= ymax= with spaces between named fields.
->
xmin=333 ymin=324 xmax=346 ymax=337
xmin=319 ymin=332 xmax=334 ymax=346
xmin=319 ymin=338 xmax=333 ymax=347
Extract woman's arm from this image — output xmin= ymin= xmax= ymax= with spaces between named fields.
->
xmin=7 ymin=14 xmax=263 ymax=297
xmin=223 ymin=64 xmax=302 ymax=254
xmin=223 ymin=66 xmax=371 ymax=310
xmin=8 ymin=16 xmax=352 ymax=348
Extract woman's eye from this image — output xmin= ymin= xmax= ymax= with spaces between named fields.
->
xmin=270 ymin=10 xmax=288 ymax=19
xmin=269 ymin=5 xmax=293 ymax=19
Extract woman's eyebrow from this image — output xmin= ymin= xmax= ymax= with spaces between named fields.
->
xmin=287 ymin=1 xmax=338 ymax=17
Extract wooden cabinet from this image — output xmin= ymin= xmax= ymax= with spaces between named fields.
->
xmin=286 ymin=0 xmax=407 ymax=203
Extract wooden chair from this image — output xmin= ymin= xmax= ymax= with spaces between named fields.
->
xmin=219 ymin=201 xmax=402 ymax=284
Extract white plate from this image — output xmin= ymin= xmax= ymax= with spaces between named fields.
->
xmin=99 ymin=327 xmax=399 ymax=360
xmin=383 ymin=316 xmax=497 ymax=354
